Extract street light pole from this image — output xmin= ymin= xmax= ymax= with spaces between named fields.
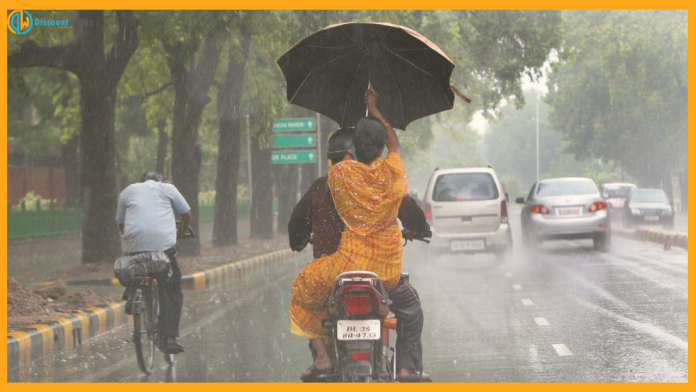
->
xmin=536 ymin=96 xmax=540 ymax=183
xmin=316 ymin=112 xmax=322 ymax=176
xmin=246 ymin=113 xmax=253 ymax=202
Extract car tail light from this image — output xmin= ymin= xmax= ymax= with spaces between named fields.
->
xmin=529 ymin=204 xmax=550 ymax=214
xmin=344 ymin=295 xmax=372 ymax=315
xmin=589 ymin=201 xmax=607 ymax=212
xmin=350 ymin=352 xmax=370 ymax=360
xmin=500 ymin=200 xmax=508 ymax=223
xmin=425 ymin=203 xmax=432 ymax=221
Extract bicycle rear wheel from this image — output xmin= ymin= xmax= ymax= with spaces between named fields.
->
xmin=134 ymin=282 xmax=158 ymax=374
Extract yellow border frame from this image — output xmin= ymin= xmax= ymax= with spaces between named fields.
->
xmin=3 ymin=1 xmax=693 ymax=389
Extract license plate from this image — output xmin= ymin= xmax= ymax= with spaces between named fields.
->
xmin=451 ymin=240 xmax=485 ymax=251
xmin=557 ymin=207 xmax=581 ymax=216
xmin=337 ymin=320 xmax=381 ymax=340
xmin=645 ymin=216 xmax=660 ymax=221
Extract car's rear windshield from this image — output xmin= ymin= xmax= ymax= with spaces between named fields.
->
xmin=536 ymin=180 xmax=597 ymax=197
xmin=630 ymin=190 xmax=669 ymax=203
xmin=605 ymin=186 xmax=634 ymax=198
xmin=433 ymin=173 xmax=499 ymax=202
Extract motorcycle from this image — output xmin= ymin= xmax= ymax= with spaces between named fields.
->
xmin=311 ymin=230 xmax=430 ymax=382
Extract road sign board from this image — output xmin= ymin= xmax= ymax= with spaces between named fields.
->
xmin=272 ymin=134 xmax=316 ymax=148
xmin=272 ymin=118 xmax=316 ymax=132
xmin=271 ymin=150 xmax=317 ymax=164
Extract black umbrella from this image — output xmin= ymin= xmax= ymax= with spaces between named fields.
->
xmin=277 ymin=22 xmax=462 ymax=130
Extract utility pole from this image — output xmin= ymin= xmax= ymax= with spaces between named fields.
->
xmin=246 ymin=113 xmax=252 ymax=201
xmin=316 ymin=112 xmax=322 ymax=176
xmin=536 ymin=96 xmax=540 ymax=183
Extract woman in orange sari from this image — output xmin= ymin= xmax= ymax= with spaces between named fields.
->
xmin=289 ymin=84 xmax=408 ymax=379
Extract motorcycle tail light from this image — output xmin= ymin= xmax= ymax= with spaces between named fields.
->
xmin=529 ymin=204 xmax=550 ymax=214
xmin=589 ymin=201 xmax=607 ymax=212
xmin=344 ymin=295 xmax=372 ymax=315
xmin=351 ymin=352 xmax=370 ymax=360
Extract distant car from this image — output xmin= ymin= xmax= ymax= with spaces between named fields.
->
xmin=622 ymin=189 xmax=674 ymax=229
xmin=423 ymin=167 xmax=512 ymax=261
xmin=601 ymin=183 xmax=637 ymax=209
xmin=517 ymin=177 xmax=611 ymax=251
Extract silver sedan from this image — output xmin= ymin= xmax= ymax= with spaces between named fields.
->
xmin=517 ymin=177 xmax=611 ymax=251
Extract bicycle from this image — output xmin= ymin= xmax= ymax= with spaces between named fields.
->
xmin=130 ymin=223 xmax=195 ymax=375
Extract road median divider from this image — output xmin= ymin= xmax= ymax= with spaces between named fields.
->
xmin=9 ymin=248 xmax=308 ymax=371
xmin=614 ymin=228 xmax=688 ymax=250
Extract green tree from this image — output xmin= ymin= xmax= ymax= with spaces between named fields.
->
xmin=138 ymin=11 xmax=230 ymax=254
xmin=9 ymin=10 xmax=139 ymax=263
xmin=546 ymin=11 xmax=687 ymax=198
xmin=213 ymin=11 xmax=254 ymax=246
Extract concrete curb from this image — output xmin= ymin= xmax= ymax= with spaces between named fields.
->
xmin=614 ymin=228 xmax=688 ymax=250
xmin=8 ymin=248 xmax=305 ymax=371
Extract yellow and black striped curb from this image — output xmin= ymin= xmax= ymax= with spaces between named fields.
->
xmin=48 ymin=248 xmax=301 ymax=289
xmin=9 ymin=248 xmax=308 ymax=371
xmin=7 ymin=302 xmax=126 ymax=371
xmin=615 ymin=228 xmax=688 ymax=250
xmin=635 ymin=229 xmax=688 ymax=250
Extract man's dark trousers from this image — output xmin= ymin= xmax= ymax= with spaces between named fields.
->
xmin=389 ymin=277 xmax=424 ymax=372
xmin=159 ymin=248 xmax=183 ymax=337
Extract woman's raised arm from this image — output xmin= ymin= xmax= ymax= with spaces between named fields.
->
xmin=365 ymin=84 xmax=400 ymax=155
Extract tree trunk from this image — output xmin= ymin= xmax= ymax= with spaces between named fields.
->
xmin=61 ymin=137 xmax=80 ymax=207
xmin=272 ymin=165 xmax=299 ymax=234
xmin=156 ymin=119 xmax=168 ymax=177
xmin=165 ymin=35 xmax=225 ymax=255
xmin=79 ymin=74 xmax=122 ymax=263
xmin=170 ymin=81 xmax=203 ymax=256
xmin=250 ymin=133 xmax=274 ymax=239
xmin=213 ymin=27 xmax=252 ymax=247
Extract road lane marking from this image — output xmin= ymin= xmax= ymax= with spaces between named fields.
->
xmin=512 ymin=284 xmax=522 ymax=290
xmin=552 ymin=344 xmax=573 ymax=356
xmin=505 ymin=272 xmax=513 ymax=277
xmin=534 ymin=318 xmax=549 ymax=326
xmin=522 ymin=299 xmax=534 ymax=306
xmin=572 ymin=297 xmax=688 ymax=351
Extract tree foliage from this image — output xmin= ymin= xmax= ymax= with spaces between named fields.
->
xmin=546 ymin=10 xmax=687 ymax=189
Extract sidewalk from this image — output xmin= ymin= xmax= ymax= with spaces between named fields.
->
xmin=7 ymin=219 xmax=293 ymax=332
xmin=7 ymin=219 xmax=272 ymax=285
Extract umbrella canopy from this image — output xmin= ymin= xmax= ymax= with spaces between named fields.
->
xmin=277 ymin=22 xmax=456 ymax=130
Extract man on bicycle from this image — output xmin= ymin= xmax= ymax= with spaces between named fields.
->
xmin=116 ymin=171 xmax=192 ymax=354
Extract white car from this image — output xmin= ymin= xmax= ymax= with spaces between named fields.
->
xmin=600 ymin=183 xmax=637 ymax=209
xmin=423 ymin=167 xmax=512 ymax=261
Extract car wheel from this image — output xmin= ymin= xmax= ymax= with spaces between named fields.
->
xmin=593 ymin=232 xmax=611 ymax=252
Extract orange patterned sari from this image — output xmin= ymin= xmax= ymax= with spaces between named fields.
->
xmin=289 ymin=152 xmax=408 ymax=338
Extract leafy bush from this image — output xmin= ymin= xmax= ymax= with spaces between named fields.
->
xmin=13 ymin=192 xmax=57 ymax=211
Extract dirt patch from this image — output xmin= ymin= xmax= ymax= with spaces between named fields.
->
xmin=8 ymin=277 xmax=49 ymax=318
xmin=7 ymin=278 xmax=118 ymax=333
xmin=8 ymin=234 xmax=291 ymax=333
xmin=33 ymin=281 xmax=67 ymax=300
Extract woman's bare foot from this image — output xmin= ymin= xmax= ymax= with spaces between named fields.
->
xmin=397 ymin=368 xmax=432 ymax=382
xmin=300 ymin=338 xmax=333 ymax=380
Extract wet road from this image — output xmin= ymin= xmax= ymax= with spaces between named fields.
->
xmin=10 ymin=212 xmax=688 ymax=382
